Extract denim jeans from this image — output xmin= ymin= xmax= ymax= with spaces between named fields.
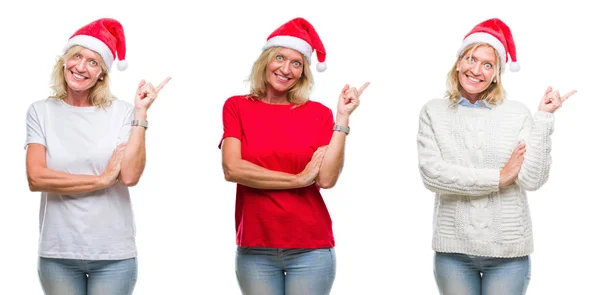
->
xmin=434 ymin=252 xmax=531 ymax=295
xmin=235 ymin=247 xmax=336 ymax=295
xmin=38 ymin=257 xmax=137 ymax=295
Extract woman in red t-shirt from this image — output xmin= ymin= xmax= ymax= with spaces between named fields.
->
xmin=219 ymin=17 xmax=368 ymax=295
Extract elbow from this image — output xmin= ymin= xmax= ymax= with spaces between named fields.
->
xmin=119 ymin=165 xmax=143 ymax=187
xmin=317 ymin=181 xmax=336 ymax=189
xmin=222 ymin=163 xmax=238 ymax=183
xmin=517 ymin=174 xmax=549 ymax=192
xmin=119 ymin=177 xmax=139 ymax=187
xmin=518 ymin=180 xmax=546 ymax=192
xmin=27 ymin=174 xmax=41 ymax=192
xmin=316 ymin=175 xmax=338 ymax=189
xmin=119 ymin=171 xmax=140 ymax=187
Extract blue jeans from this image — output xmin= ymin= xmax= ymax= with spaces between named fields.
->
xmin=38 ymin=257 xmax=137 ymax=295
xmin=235 ymin=247 xmax=336 ymax=295
xmin=434 ymin=252 xmax=531 ymax=295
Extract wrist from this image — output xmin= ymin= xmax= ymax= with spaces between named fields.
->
xmin=335 ymin=114 xmax=349 ymax=126
xmin=97 ymin=174 xmax=109 ymax=189
xmin=134 ymin=108 xmax=148 ymax=120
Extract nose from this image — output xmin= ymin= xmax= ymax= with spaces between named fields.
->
xmin=471 ymin=62 xmax=482 ymax=75
xmin=280 ymin=61 xmax=291 ymax=74
xmin=75 ymin=59 xmax=86 ymax=72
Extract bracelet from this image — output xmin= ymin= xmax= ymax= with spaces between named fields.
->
xmin=131 ymin=119 xmax=148 ymax=129
xmin=333 ymin=124 xmax=350 ymax=135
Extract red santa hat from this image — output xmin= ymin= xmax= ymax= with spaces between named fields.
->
xmin=457 ymin=18 xmax=519 ymax=72
xmin=64 ymin=18 xmax=128 ymax=72
xmin=262 ymin=17 xmax=327 ymax=72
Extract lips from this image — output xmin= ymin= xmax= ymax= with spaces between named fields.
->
xmin=465 ymin=73 xmax=484 ymax=83
xmin=70 ymin=71 xmax=88 ymax=80
xmin=274 ymin=73 xmax=290 ymax=82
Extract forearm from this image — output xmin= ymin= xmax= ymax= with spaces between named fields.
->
xmin=120 ymin=109 xmax=147 ymax=186
xmin=518 ymin=111 xmax=554 ymax=191
xmin=316 ymin=115 xmax=348 ymax=189
xmin=418 ymin=118 xmax=500 ymax=196
xmin=28 ymin=167 xmax=106 ymax=194
xmin=224 ymin=159 xmax=305 ymax=190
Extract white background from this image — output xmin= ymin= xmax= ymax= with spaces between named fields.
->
xmin=1 ymin=0 xmax=598 ymax=294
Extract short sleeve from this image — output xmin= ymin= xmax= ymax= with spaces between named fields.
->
xmin=219 ymin=97 xmax=242 ymax=149
xmin=117 ymin=104 xmax=134 ymax=144
xmin=25 ymin=104 xmax=45 ymax=149
xmin=317 ymin=106 xmax=334 ymax=147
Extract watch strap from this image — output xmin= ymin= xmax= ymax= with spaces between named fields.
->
xmin=333 ymin=124 xmax=350 ymax=135
xmin=131 ymin=119 xmax=148 ymax=129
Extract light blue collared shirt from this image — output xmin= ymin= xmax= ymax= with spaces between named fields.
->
xmin=458 ymin=97 xmax=492 ymax=109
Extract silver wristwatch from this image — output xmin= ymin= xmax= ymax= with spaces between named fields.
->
xmin=131 ymin=120 xmax=148 ymax=129
xmin=333 ymin=124 xmax=350 ymax=135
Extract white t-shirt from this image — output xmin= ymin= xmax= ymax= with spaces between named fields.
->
xmin=25 ymin=97 xmax=137 ymax=260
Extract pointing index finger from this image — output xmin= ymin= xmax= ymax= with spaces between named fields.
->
xmin=155 ymin=77 xmax=172 ymax=93
xmin=358 ymin=82 xmax=370 ymax=96
xmin=560 ymin=90 xmax=577 ymax=102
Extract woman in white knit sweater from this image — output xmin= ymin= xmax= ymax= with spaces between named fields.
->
xmin=417 ymin=18 xmax=576 ymax=295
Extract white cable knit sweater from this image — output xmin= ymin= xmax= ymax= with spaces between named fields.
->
xmin=417 ymin=98 xmax=554 ymax=258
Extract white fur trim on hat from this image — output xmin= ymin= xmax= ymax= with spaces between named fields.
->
xmin=64 ymin=35 xmax=114 ymax=71
xmin=263 ymin=35 xmax=313 ymax=65
xmin=457 ymin=32 xmax=507 ymax=72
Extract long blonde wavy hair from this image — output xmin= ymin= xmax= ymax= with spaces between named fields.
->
xmin=247 ymin=46 xmax=314 ymax=106
xmin=445 ymin=43 xmax=506 ymax=106
xmin=49 ymin=45 xmax=114 ymax=107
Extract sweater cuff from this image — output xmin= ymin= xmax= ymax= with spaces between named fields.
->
xmin=534 ymin=111 xmax=555 ymax=122
xmin=477 ymin=168 xmax=501 ymax=192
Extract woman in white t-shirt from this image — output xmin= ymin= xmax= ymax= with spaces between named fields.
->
xmin=24 ymin=18 xmax=170 ymax=295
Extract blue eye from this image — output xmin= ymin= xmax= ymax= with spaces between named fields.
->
xmin=467 ymin=56 xmax=475 ymax=62
xmin=484 ymin=63 xmax=493 ymax=70
xmin=293 ymin=61 xmax=301 ymax=68
xmin=276 ymin=55 xmax=284 ymax=61
xmin=90 ymin=60 xmax=98 ymax=66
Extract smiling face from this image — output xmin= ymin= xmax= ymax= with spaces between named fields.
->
xmin=457 ymin=44 xmax=499 ymax=101
xmin=265 ymin=47 xmax=304 ymax=95
xmin=64 ymin=47 xmax=105 ymax=94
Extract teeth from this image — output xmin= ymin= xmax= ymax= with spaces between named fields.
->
xmin=276 ymin=74 xmax=289 ymax=81
xmin=468 ymin=76 xmax=481 ymax=82
xmin=72 ymin=72 xmax=85 ymax=79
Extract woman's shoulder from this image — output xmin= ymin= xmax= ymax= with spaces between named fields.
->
xmin=111 ymin=98 xmax=134 ymax=110
xmin=304 ymin=99 xmax=330 ymax=110
xmin=497 ymin=99 xmax=530 ymax=115
xmin=27 ymin=98 xmax=63 ymax=114
xmin=223 ymin=94 xmax=254 ymax=106
xmin=420 ymin=98 xmax=452 ymax=112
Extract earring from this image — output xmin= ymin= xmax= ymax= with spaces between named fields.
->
xmin=456 ymin=67 xmax=461 ymax=72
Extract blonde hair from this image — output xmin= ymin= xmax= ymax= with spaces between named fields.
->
xmin=247 ymin=46 xmax=314 ymax=105
xmin=50 ymin=45 xmax=114 ymax=107
xmin=445 ymin=43 xmax=505 ymax=105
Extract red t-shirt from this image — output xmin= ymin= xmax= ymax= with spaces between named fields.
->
xmin=219 ymin=95 xmax=335 ymax=248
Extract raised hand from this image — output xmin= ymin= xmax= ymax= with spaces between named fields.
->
xmin=538 ymin=86 xmax=576 ymax=113
xmin=134 ymin=77 xmax=171 ymax=111
xmin=337 ymin=82 xmax=370 ymax=117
